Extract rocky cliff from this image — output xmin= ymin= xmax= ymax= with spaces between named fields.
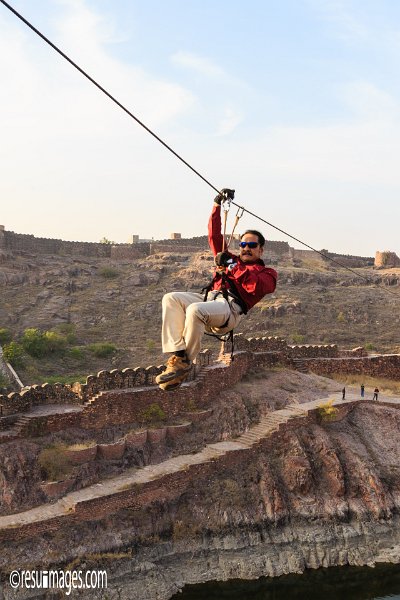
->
xmin=1 ymin=398 xmax=400 ymax=599
xmin=1 ymin=243 xmax=400 ymax=388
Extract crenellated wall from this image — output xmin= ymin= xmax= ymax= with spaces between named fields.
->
xmin=0 ymin=350 xmax=213 ymax=417
xmin=301 ymin=354 xmax=400 ymax=380
xmin=1 ymin=335 xmax=398 ymax=432
xmin=233 ymin=334 xmax=288 ymax=353
xmin=2 ymin=225 xmax=383 ymax=272
xmin=2 ymin=230 xmax=112 ymax=257
xmin=288 ymin=344 xmax=339 ymax=358
xmin=0 ymin=349 xmax=277 ymax=438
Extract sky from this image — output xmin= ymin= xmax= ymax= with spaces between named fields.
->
xmin=1 ymin=0 xmax=400 ymax=257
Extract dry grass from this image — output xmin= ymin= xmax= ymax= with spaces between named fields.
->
xmin=38 ymin=445 xmax=73 ymax=481
xmin=316 ymin=399 xmax=338 ymax=422
xmin=328 ymin=373 xmax=400 ymax=396
xmin=67 ymin=441 xmax=97 ymax=451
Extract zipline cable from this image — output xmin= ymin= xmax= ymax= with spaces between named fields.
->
xmin=1 ymin=0 xmax=399 ymax=298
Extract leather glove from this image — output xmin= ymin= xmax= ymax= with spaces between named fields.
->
xmin=214 ymin=251 xmax=232 ymax=267
xmin=214 ymin=188 xmax=235 ymax=205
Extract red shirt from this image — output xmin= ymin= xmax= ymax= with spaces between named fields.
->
xmin=208 ymin=205 xmax=277 ymax=311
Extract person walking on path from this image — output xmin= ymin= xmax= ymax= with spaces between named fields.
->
xmin=360 ymin=383 xmax=365 ymax=398
xmin=342 ymin=387 xmax=346 ymax=400
xmin=155 ymin=188 xmax=278 ymax=391
xmin=373 ymin=387 xmax=379 ymax=401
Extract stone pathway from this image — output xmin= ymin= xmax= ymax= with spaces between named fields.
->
xmin=0 ymin=404 xmax=83 ymax=441
xmin=0 ymin=389 xmax=399 ymax=531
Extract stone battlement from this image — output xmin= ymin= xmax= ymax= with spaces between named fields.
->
xmin=0 ymin=229 xmax=111 ymax=258
xmin=2 ymin=226 xmax=388 ymax=269
xmin=298 ymin=354 xmax=400 ymax=380
xmin=0 ymin=336 xmax=398 ymax=437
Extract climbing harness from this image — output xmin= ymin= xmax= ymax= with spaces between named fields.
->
xmin=221 ymin=199 xmax=231 ymax=253
xmin=226 ymin=206 xmax=245 ymax=250
xmin=202 ymin=199 xmax=248 ymax=360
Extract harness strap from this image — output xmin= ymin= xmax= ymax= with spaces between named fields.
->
xmin=204 ymin=328 xmax=235 ymax=361
xmin=226 ymin=206 xmax=245 ymax=249
xmin=201 ymin=270 xmax=247 ymax=362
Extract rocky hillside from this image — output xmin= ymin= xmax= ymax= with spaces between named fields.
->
xmin=0 ymin=246 xmax=399 ymax=386
xmin=1 ymin=371 xmax=400 ymax=599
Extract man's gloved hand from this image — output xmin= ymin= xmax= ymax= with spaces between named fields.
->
xmin=214 ymin=188 xmax=235 ymax=205
xmin=214 ymin=251 xmax=232 ymax=267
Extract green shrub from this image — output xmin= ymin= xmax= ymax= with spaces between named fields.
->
xmin=98 ymin=267 xmax=119 ymax=279
xmin=43 ymin=331 xmax=67 ymax=353
xmin=0 ymin=328 xmax=12 ymax=345
xmin=68 ymin=346 xmax=85 ymax=359
xmin=56 ymin=324 xmax=77 ymax=344
xmin=364 ymin=342 xmax=375 ymax=351
xmin=87 ymin=342 xmax=116 ymax=358
xmin=336 ymin=311 xmax=346 ymax=323
xmin=3 ymin=342 xmax=25 ymax=368
xmin=21 ymin=328 xmax=48 ymax=357
xmin=146 ymin=339 xmax=155 ymax=351
xmin=139 ymin=403 xmax=166 ymax=425
xmin=38 ymin=445 xmax=72 ymax=481
xmin=21 ymin=328 xmax=67 ymax=357
xmin=292 ymin=334 xmax=305 ymax=344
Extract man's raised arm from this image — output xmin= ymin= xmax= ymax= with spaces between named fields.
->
xmin=208 ymin=188 xmax=235 ymax=256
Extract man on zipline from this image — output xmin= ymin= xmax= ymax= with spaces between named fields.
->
xmin=156 ymin=189 xmax=278 ymax=391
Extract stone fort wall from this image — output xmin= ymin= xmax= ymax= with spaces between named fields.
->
xmin=0 ymin=397 xmax=396 ymax=543
xmin=3 ymin=226 xmax=397 ymax=268
xmin=0 ymin=229 xmax=111 ymax=258
xmin=375 ymin=251 xmax=400 ymax=268
xmin=299 ymin=354 xmax=400 ymax=380
xmin=0 ymin=227 xmax=290 ymax=260
xmin=1 ymin=336 xmax=398 ymax=425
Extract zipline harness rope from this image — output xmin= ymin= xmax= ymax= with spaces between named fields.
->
xmin=1 ymin=0 xmax=399 ymax=299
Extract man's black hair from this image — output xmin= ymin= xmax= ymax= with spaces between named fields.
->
xmin=240 ymin=230 xmax=265 ymax=247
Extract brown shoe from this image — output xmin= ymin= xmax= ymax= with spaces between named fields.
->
xmin=155 ymin=353 xmax=192 ymax=384
xmin=158 ymin=370 xmax=190 ymax=392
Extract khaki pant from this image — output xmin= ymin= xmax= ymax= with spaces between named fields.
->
xmin=161 ymin=291 xmax=243 ymax=361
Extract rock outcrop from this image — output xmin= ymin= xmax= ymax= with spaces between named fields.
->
xmin=1 ymin=401 xmax=400 ymax=599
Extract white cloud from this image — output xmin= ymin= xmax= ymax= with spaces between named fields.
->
xmin=171 ymin=51 xmax=225 ymax=78
xmin=216 ymin=107 xmax=243 ymax=136
xmin=339 ymin=80 xmax=399 ymax=120
xmin=307 ymin=0 xmax=369 ymax=41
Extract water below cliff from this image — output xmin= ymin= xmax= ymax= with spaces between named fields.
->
xmin=174 ymin=564 xmax=400 ymax=599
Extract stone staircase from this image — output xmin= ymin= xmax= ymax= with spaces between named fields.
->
xmin=12 ymin=415 xmax=33 ymax=436
xmin=0 ymin=415 xmax=32 ymax=442
xmin=0 ymin=402 xmax=317 ymax=533
xmin=292 ymin=359 xmax=309 ymax=373
xmin=83 ymin=391 xmax=103 ymax=408
xmin=1 ymin=394 xmax=398 ymax=536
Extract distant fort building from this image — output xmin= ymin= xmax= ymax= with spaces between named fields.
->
xmin=0 ymin=225 xmax=382 ymax=267
xmin=130 ymin=234 xmax=153 ymax=244
xmin=375 ymin=251 xmax=400 ymax=268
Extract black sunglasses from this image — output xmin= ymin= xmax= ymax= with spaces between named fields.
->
xmin=239 ymin=241 xmax=259 ymax=249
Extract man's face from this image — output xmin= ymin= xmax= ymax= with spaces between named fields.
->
xmin=239 ymin=233 xmax=264 ymax=263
